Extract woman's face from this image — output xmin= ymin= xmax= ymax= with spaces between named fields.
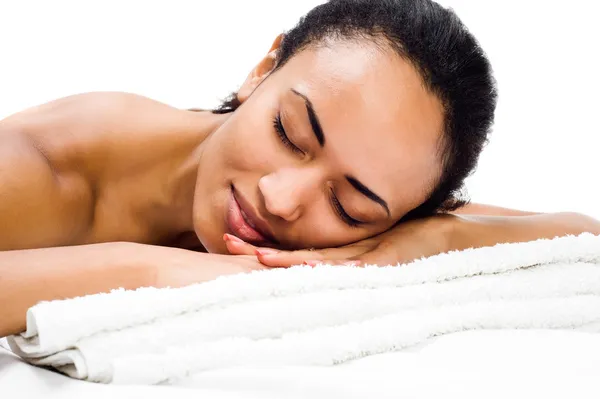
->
xmin=193 ymin=38 xmax=444 ymax=253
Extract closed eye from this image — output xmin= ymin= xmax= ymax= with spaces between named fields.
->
xmin=273 ymin=112 xmax=361 ymax=228
xmin=330 ymin=188 xmax=363 ymax=228
xmin=273 ymin=113 xmax=303 ymax=155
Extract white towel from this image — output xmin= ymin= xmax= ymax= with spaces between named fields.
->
xmin=8 ymin=233 xmax=600 ymax=385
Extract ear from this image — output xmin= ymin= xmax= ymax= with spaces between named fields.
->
xmin=237 ymin=34 xmax=284 ymax=103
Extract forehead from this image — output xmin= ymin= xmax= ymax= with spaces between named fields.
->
xmin=278 ymin=41 xmax=445 ymax=216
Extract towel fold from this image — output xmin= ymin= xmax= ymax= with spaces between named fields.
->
xmin=8 ymin=233 xmax=600 ymax=384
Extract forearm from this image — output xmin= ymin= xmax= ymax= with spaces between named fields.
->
xmin=452 ymin=203 xmax=539 ymax=216
xmin=0 ymin=242 xmax=202 ymax=337
xmin=451 ymin=212 xmax=600 ymax=252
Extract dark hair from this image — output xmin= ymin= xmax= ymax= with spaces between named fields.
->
xmin=213 ymin=0 xmax=497 ymax=221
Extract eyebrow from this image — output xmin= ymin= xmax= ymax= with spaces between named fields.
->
xmin=346 ymin=176 xmax=391 ymax=218
xmin=290 ymin=88 xmax=325 ymax=147
xmin=290 ymin=88 xmax=390 ymax=218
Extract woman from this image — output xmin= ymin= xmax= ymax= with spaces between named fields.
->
xmin=0 ymin=0 xmax=598 ymax=338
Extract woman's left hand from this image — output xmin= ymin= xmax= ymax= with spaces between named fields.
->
xmin=224 ymin=214 xmax=459 ymax=267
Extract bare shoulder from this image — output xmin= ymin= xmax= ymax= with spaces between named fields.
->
xmin=1 ymin=91 xmax=182 ymax=139
xmin=0 ymin=92 xmax=183 ymax=250
xmin=2 ymin=91 xmax=177 ymax=120
xmin=0 ymin=129 xmax=91 ymax=250
xmin=1 ymin=92 xmax=191 ymax=173
xmin=0 ymin=92 xmax=202 ymax=250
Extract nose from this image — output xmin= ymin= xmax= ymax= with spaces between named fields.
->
xmin=258 ymin=167 xmax=321 ymax=222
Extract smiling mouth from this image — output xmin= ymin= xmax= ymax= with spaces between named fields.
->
xmin=226 ymin=185 xmax=277 ymax=245
xmin=239 ymin=206 xmax=257 ymax=230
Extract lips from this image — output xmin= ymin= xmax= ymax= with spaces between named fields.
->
xmin=226 ymin=186 xmax=277 ymax=245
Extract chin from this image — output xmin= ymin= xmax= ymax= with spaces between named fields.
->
xmin=191 ymin=178 xmax=232 ymax=254
xmin=192 ymin=222 xmax=226 ymax=254
xmin=194 ymin=211 xmax=232 ymax=255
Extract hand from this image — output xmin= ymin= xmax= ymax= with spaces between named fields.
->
xmin=223 ymin=214 xmax=458 ymax=267
xmin=157 ymin=249 xmax=272 ymax=288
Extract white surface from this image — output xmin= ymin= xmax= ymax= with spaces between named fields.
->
xmin=0 ymin=0 xmax=598 ymax=396
xmin=8 ymin=234 xmax=600 ymax=385
xmin=2 ymin=330 xmax=600 ymax=398
xmin=0 ymin=0 xmax=598 ymax=217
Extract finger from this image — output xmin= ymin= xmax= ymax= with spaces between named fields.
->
xmin=256 ymin=247 xmax=358 ymax=268
xmin=225 ymin=239 xmax=258 ymax=256
xmin=258 ymin=243 xmax=372 ymax=268
xmin=223 ymin=234 xmax=257 ymax=255
xmin=256 ymin=249 xmax=323 ymax=268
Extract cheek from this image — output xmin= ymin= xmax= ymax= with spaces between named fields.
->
xmin=221 ymin=116 xmax=291 ymax=174
xmin=289 ymin=197 xmax=382 ymax=248
xmin=297 ymin=225 xmax=370 ymax=249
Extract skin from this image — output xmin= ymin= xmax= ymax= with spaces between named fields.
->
xmin=194 ymin=36 xmax=445 ymax=253
xmin=0 ymin=36 xmax=445 ymax=253
xmin=1 ymin=36 xmax=600 ymax=338
xmin=0 ymin=92 xmax=217 ymax=251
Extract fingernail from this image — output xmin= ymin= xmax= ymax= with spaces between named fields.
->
xmin=343 ymin=261 xmax=362 ymax=267
xmin=224 ymin=234 xmax=244 ymax=243
xmin=255 ymin=248 xmax=279 ymax=256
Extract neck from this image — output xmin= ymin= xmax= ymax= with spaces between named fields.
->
xmin=152 ymin=110 xmax=230 ymax=238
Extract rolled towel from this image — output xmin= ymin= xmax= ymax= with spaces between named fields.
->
xmin=8 ymin=233 xmax=600 ymax=384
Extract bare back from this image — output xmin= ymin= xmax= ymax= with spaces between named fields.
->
xmin=0 ymin=92 xmax=207 ymax=251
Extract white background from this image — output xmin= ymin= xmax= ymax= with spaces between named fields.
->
xmin=0 ymin=0 xmax=598 ymax=218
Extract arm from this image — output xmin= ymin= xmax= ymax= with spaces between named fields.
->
xmin=0 ymin=242 xmax=264 ymax=338
xmin=452 ymin=202 xmax=539 ymax=216
xmin=0 ymin=242 xmax=156 ymax=338
xmin=224 ymin=212 xmax=600 ymax=267
xmin=451 ymin=212 xmax=600 ymax=251
xmin=451 ymin=201 xmax=600 ymax=247
xmin=0 ymin=130 xmax=92 ymax=250
xmin=0 ymin=124 xmax=266 ymax=337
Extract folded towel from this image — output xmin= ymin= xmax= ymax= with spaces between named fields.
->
xmin=8 ymin=233 xmax=600 ymax=385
